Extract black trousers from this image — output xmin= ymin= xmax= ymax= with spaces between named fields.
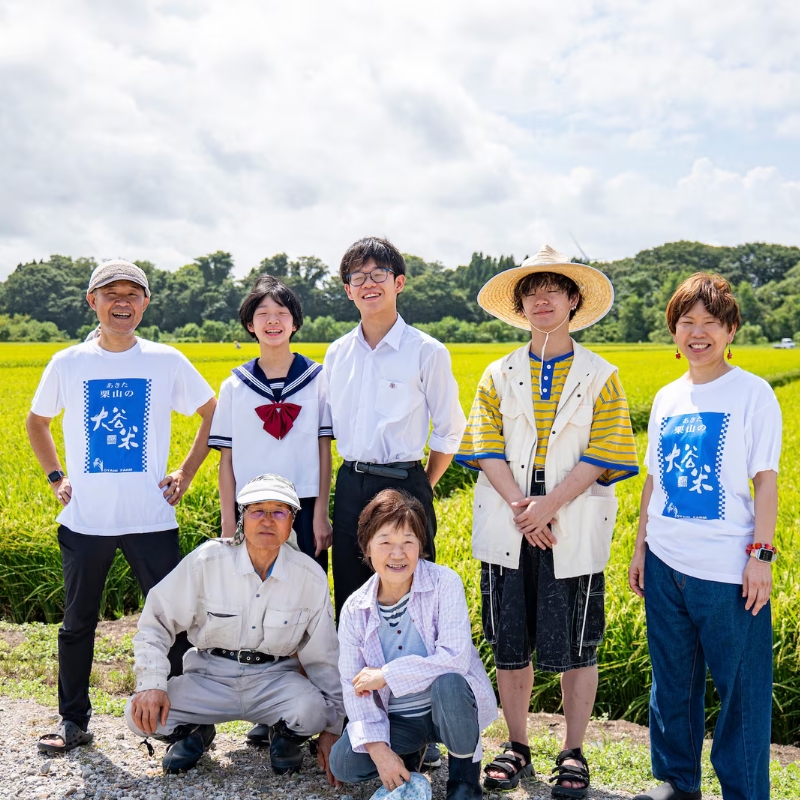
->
xmin=294 ymin=496 xmax=328 ymax=574
xmin=331 ymin=461 xmax=436 ymax=620
xmin=57 ymin=525 xmax=191 ymax=730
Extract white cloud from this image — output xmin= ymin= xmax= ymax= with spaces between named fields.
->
xmin=0 ymin=0 xmax=800 ymax=278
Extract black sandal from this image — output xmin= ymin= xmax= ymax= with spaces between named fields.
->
xmin=37 ymin=720 xmax=94 ymax=754
xmin=483 ymin=740 xmax=533 ymax=789
xmin=549 ymin=748 xmax=590 ymax=799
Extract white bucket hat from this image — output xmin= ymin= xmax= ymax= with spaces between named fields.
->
xmin=477 ymin=244 xmax=614 ymax=332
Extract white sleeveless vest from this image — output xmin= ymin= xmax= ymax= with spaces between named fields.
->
xmin=471 ymin=340 xmax=621 ymax=579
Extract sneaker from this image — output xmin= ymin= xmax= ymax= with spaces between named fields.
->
xmin=422 ymin=742 xmax=442 ymax=770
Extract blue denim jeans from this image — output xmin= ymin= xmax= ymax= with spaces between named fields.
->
xmin=644 ymin=547 xmax=772 ymax=800
xmin=331 ymin=673 xmax=480 ymax=783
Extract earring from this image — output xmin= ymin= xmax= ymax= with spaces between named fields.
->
xmin=727 ymin=345 xmax=733 ymax=361
xmin=675 ymin=347 xmax=681 ymax=360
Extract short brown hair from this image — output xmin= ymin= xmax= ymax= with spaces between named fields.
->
xmin=665 ymin=273 xmax=741 ymax=334
xmin=512 ymin=271 xmax=583 ymax=319
xmin=357 ymin=489 xmax=428 ymax=566
xmin=339 ymin=236 xmax=406 ymax=283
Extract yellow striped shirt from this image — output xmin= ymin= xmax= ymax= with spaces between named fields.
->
xmin=456 ymin=352 xmax=639 ymax=486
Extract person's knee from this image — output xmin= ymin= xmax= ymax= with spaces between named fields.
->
xmin=431 ymin=673 xmax=471 ymax=710
xmin=285 ymin=689 xmax=329 ymax=735
xmin=330 ymin=732 xmax=372 ymax=784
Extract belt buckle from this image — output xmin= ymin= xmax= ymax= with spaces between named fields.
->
xmin=534 ymin=468 xmax=546 ymax=484
xmin=237 ymin=650 xmax=252 ymax=664
xmin=354 ymin=461 xmax=366 ymax=474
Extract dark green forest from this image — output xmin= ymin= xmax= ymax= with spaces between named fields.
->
xmin=1 ymin=242 xmax=799 ymax=344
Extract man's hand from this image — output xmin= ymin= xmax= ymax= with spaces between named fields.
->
xmin=313 ymin=512 xmax=333 ymax=556
xmin=742 ymin=559 xmax=772 ymax=616
xmin=511 ymin=496 xmax=558 ymax=548
xmin=366 ymin=742 xmax=411 ymax=792
xmin=130 ymin=689 xmax=170 ymax=735
xmin=628 ymin=548 xmax=645 ymax=598
xmin=352 ymin=667 xmax=387 ymax=697
xmin=159 ymin=468 xmax=192 ymax=506
xmin=51 ymin=476 xmax=73 ymax=507
xmin=316 ymin=730 xmax=341 ymax=786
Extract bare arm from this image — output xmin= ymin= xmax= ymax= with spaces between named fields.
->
xmin=743 ymin=470 xmax=778 ymax=615
xmin=26 ymin=412 xmax=71 ymax=506
xmin=628 ymin=474 xmax=653 ymax=597
xmin=159 ymin=397 xmax=217 ymax=505
xmin=313 ymin=437 xmax=333 ymax=555
xmin=424 ymin=450 xmax=453 ymax=489
xmin=218 ymin=448 xmax=236 ymax=538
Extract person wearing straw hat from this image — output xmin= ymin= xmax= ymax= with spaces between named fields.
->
xmin=125 ymin=474 xmax=344 ymax=778
xmin=456 ymin=245 xmax=639 ymax=799
xmin=27 ymin=259 xmax=217 ymax=755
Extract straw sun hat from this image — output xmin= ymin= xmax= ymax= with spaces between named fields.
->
xmin=477 ymin=244 xmax=614 ymax=332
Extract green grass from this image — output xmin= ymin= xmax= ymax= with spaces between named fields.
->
xmin=1 ymin=341 xmax=799 ymax=748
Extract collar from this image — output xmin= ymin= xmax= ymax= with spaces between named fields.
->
xmin=354 ymin=558 xmax=435 ymax=611
xmin=234 ymin=540 xmax=289 ymax=581
xmin=529 ymin=350 xmax=574 ymax=365
xmin=233 ymin=353 xmax=321 ymax=401
xmin=356 ymin=314 xmax=406 ymax=352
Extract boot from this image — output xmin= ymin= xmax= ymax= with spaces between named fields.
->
xmin=161 ymin=724 xmax=216 ymax=773
xmin=269 ymin=719 xmax=310 ymax=775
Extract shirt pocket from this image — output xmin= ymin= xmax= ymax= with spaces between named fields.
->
xmin=198 ymin=602 xmax=242 ymax=651
xmin=261 ymin=607 xmax=312 ymax=657
xmin=376 ymin=379 xmax=421 ymax=422
xmin=500 ymin=395 xmax=526 ymax=463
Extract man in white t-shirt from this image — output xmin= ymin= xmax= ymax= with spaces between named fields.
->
xmin=27 ymin=260 xmax=217 ymax=754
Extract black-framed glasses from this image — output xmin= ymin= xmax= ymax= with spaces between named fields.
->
xmin=347 ymin=267 xmax=395 ymax=287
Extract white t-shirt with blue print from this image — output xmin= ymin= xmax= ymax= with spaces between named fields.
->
xmin=31 ymin=338 xmax=215 ymax=536
xmin=645 ymin=368 xmax=782 ymax=584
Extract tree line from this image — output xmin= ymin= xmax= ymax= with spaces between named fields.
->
xmin=1 ymin=242 xmax=799 ymax=343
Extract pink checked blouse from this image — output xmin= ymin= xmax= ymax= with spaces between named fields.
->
xmin=338 ymin=559 xmax=498 ymax=762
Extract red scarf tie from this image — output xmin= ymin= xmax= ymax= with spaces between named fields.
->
xmin=255 ymin=403 xmax=301 ymax=440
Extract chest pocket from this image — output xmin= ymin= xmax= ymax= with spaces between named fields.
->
xmin=376 ymin=379 xmax=422 ymax=422
xmin=261 ymin=608 xmax=311 ymax=656
xmin=500 ymin=395 xmax=527 ymax=463
xmin=199 ymin=602 xmax=242 ymax=650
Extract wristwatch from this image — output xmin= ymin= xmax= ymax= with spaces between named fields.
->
xmin=746 ymin=542 xmax=778 ymax=563
xmin=47 ymin=470 xmax=66 ymax=484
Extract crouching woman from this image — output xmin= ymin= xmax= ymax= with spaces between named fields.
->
xmin=330 ymin=489 xmax=497 ymax=800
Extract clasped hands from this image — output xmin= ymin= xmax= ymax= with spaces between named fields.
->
xmin=510 ymin=495 xmax=558 ymax=549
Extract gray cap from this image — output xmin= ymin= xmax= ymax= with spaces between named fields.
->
xmin=88 ymin=259 xmax=151 ymax=297
xmin=236 ymin=474 xmax=301 ymax=512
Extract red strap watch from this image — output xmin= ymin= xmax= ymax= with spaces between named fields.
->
xmin=745 ymin=542 xmax=778 ymax=563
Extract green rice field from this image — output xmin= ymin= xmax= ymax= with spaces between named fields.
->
xmin=1 ymin=340 xmax=799 ymax=745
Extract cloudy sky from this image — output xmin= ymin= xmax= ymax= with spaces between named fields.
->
xmin=1 ymin=0 xmax=799 ymax=279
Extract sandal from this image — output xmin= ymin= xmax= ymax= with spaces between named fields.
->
xmin=37 ymin=720 xmax=94 ymax=754
xmin=549 ymin=748 xmax=590 ymax=799
xmin=483 ymin=740 xmax=532 ymax=789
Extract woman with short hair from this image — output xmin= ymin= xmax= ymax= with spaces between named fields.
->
xmin=330 ymin=489 xmax=497 ymax=800
xmin=628 ymin=274 xmax=781 ymax=800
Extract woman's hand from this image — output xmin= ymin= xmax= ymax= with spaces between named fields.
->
xmin=742 ymin=559 xmax=772 ymax=615
xmin=352 ymin=667 xmax=387 ymax=697
xmin=628 ymin=548 xmax=646 ymax=597
xmin=366 ymin=742 xmax=411 ymax=792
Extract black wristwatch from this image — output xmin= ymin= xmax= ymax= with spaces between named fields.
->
xmin=47 ymin=470 xmax=66 ymax=484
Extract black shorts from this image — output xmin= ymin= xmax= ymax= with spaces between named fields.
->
xmin=480 ymin=489 xmax=605 ymax=672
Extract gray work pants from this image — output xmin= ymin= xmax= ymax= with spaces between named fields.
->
xmin=125 ymin=648 xmax=337 ymax=736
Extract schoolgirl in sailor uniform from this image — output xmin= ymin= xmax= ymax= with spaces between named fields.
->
xmin=208 ymin=275 xmax=333 ymax=572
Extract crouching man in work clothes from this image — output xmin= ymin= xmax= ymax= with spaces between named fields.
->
xmin=126 ymin=474 xmax=344 ymax=779
xmin=27 ymin=260 xmax=217 ymax=754
xmin=457 ymin=246 xmax=638 ymax=799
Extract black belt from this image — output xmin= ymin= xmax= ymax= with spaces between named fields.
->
xmin=344 ymin=460 xmax=420 ymax=479
xmin=210 ymin=648 xmax=278 ymax=664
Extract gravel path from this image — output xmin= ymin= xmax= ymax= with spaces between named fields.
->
xmin=1 ymin=700 xmax=637 ymax=800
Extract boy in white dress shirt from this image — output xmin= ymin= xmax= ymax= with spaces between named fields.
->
xmin=323 ymin=237 xmax=466 ymax=619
